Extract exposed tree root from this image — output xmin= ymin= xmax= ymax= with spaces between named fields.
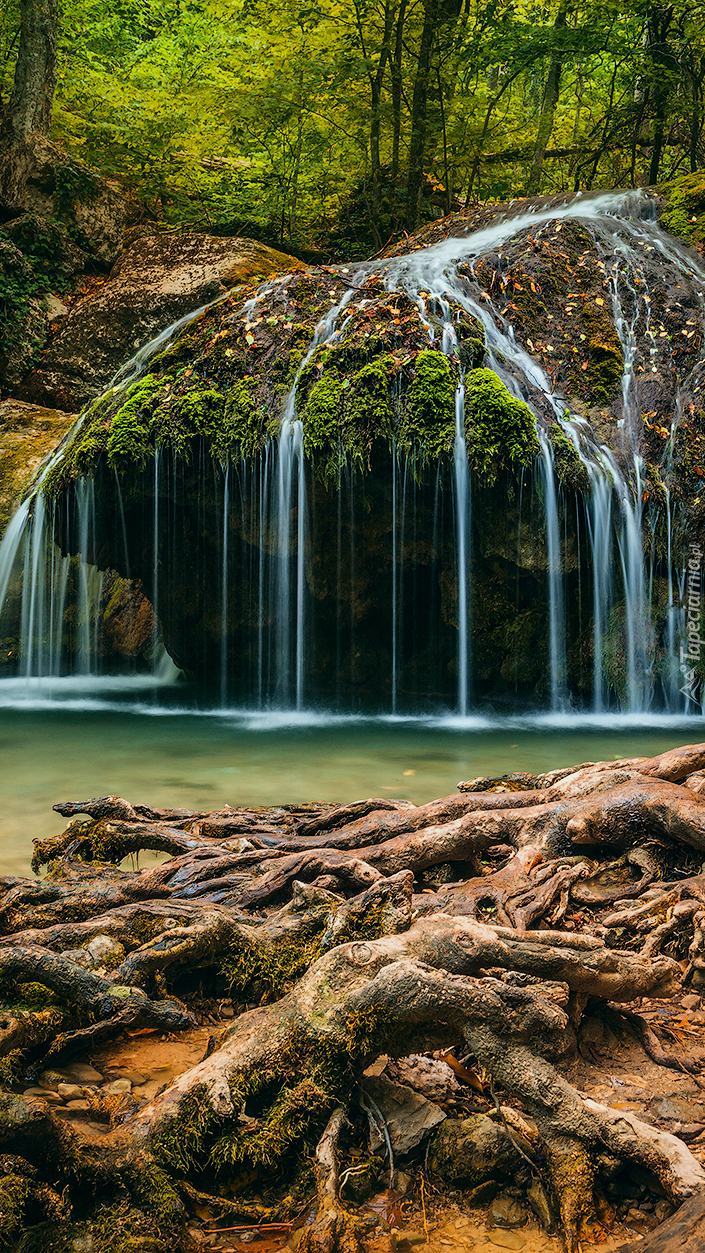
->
xmin=4 ymin=744 xmax=705 ymax=1250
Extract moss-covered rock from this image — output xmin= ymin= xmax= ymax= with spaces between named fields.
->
xmin=660 ymin=172 xmax=705 ymax=249
xmin=0 ymin=399 xmax=76 ymax=531
xmin=464 ymin=369 xmax=540 ymax=484
xmin=549 ymin=424 xmax=590 ymax=493
xmin=403 ymin=349 xmax=457 ymax=454
xmin=580 ymin=302 xmax=624 ymax=404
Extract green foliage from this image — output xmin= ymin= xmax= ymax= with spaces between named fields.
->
xmin=464 ymin=369 xmax=540 ymax=484
xmin=0 ymin=245 xmax=34 ymax=358
xmin=0 ymin=0 xmax=696 ymax=256
xmin=0 ymin=213 xmax=79 ymax=358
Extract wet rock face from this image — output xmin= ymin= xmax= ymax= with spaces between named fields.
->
xmin=21 ymin=233 xmax=304 ymax=411
xmin=0 ymin=398 xmax=75 ymax=531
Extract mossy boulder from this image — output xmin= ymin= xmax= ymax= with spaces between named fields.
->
xmin=660 ymin=172 xmax=705 ymax=249
xmin=464 ymin=369 xmax=540 ymax=484
xmin=429 ymin=1114 xmax=532 ymax=1188
xmin=20 ymin=232 xmax=304 ymax=412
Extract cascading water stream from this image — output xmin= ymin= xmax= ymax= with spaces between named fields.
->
xmin=0 ymin=295 xmax=227 ymax=688
xmin=453 ymin=382 xmax=470 ymax=716
xmin=2 ymin=191 xmax=705 ymax=713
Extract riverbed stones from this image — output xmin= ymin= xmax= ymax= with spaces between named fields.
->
xmin=429 ymin=1115 xmax=531 ymax=1188
xmin=385 ymin=1054 xmax=464 ymax=1103
xmin=364 ymin=1075 xmax=446 ymax=1155
xmin=63 ymin=1061 xmax=103 ymax=1083
xmin=104 ymin=1078 xmax=132 ymax=1095
xmin=86 ymin=934 xmax=125 ymax=964
xmin=57 ymin=1082 xmax=85 ymax=1101
xmin=486 ymin=1233 xmax=525 ymax=1250
xmin=486 ymin=1195 xmax=528 ymax=1229
xmin=23 ymin=1086 xmax=62 ymax=1103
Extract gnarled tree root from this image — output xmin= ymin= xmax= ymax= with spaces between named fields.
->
xmin=6 ymin=743 xmax=705 ymax=1251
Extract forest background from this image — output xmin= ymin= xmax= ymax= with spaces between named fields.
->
xmin=0 ymin=0 xmax=702 ymax=260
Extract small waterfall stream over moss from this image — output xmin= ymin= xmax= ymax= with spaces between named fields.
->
xmin=1 ymin=189 xmax=704 ymax=714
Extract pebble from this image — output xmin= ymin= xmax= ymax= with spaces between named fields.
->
xmin=220 ymin=1006 xmax=235 ymax=1019
xmin=682 ymin=994 xmax=701 ymax=1010
xmin=87 ymin=935 xmax=125 ymax=963
xmin=23 ymin=1086 xmax=62 ymax=1103
xmin=487 ymin=1195 xmax=528 ymax=1230
xmin=486 ymin=1233 xmax=525 ymax=1250
xmin=58 ymin=1083 xmax=85 ymax=1101
xmin=65 ymin=1099 xmax=90 ymax=1111
xmin=39 ymin=1069 xmax=67 ymax=1090
xmin=63 ymin=1062 xmax=103 ymax=1083
xmin=104 ymin=1078 xmax=132 ymax=1095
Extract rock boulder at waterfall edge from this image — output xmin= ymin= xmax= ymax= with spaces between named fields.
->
xmin=0 ymin=398 xmax=76 ymax=532
xmin=20 ymin=233 xmax=305 ymax=411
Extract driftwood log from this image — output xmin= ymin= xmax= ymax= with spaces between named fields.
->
xmin=3 ymin=743 xmax=705 ymax=1251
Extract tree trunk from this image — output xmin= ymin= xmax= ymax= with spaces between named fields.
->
xmin=4 ymin=0 xmax=58 ymax=141
xmin=526 ymin=0 xmax=570 ymax=196
xmin=646 ymin=6 xmax=674 ymax=185
xmin=405 ymin=0 xmax=439 ymax=230
xmin=390 ymin=0 xmax=409 ymax=185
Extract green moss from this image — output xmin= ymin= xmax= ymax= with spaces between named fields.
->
xmin=106 ymin=375 xmax=163 ymax=468
xmin=464 ymin=368 xmax=540 ymax=484
xmin=222 ymin=377 xmax=270 ymax=460
xmin=209 ymin=1076 xmax=333 ymax=1174
xmin=221 ymin=932 xmax=326 ymax=1004
xmin=403 ymin=349 xmax=456 ymax=455
xmin=660 ymin=172 xmax=705 ymax=246
xmin=580 ymin=304 xmax=624 ymax=404
xmin=0 ymin=1171 xmax=35 ymax=1248
xmin=151 ymin=1084 xmax=218 ymax=1176
xmin=549 ymin=425 xmax=590 ymax=493
xmin=301 ymin=372 xmax=344 ymax=460
xmin=17 ymin=1201 xmax=181 ymax=1253
xmin=344 ymin=358 xmax=396 ymax=456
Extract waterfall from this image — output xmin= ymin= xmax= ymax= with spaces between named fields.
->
xmin=274 ymin=414 xmax=306 ymax=708
xmin=221 ymin=462 xmax=230 ymax=706
xmin=453 ymin=381 xmax=470 ymax=715
xmin=2 ymin=190 xmax=705 ymax=713
xmin=0 ymin=297 xmax=223 ymax=690
xmin=538 ymin=432 xmax=566 ymax=708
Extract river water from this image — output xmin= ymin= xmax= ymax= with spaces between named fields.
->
xmin=2 ymin=674 xmax=703 ymax=876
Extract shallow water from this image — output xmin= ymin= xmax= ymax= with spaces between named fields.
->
xmin=2 ymin=675 xmax=705 ymax=877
